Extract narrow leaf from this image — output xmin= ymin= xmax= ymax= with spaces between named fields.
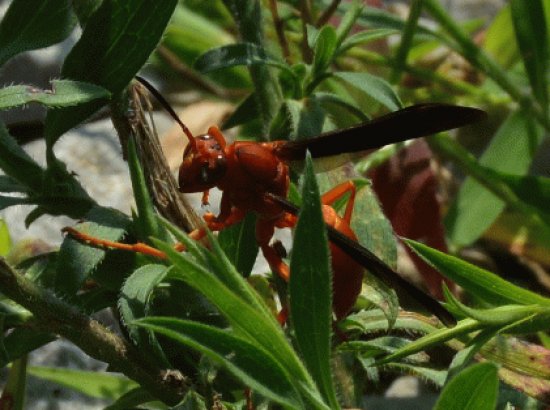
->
xmin=0 ymin=219 xmax=11 ymax=257
xmin=390 ymin=0 xmax=424 ymax=83
xmin=119 ymin=264 xmax=170 ymax=366
xmin=103 ymin=387 xmax=157 ymax=410
xmin=0 ymin=196 xmax=29 ymax=211
xmin=483 ymin=5 xmax=520 ymax=68
xmin=312 ymin=25 xmax=338 ymax=76
xmin=0 ymin=329 xmax=54 ymax=368
xmin=0 ymin=175 xmax=28 ymax=193
xmin=333 ymin=71 xmax=402 ymax=111
xmin=0 ymin=0 xmax=75 ymax=67
xmin=55 ymin=222 xmax=127 ymax=296
xmin=314 ymin=92 xmax=369 ymax=122
xmin=377 ymin=318 xmax=484 ymax=364
xmin=2 ymin=356 xmax=28 ymax=410
xmin=27 ymin=366 xmax=138 ymax=400
xmin=339 ymin=29 xmax=399 ymax=53
xmin=406 ymin=239 xmax=550 ymax=307
xmin=0 ymin=81 xmax=110 ymax=110
xmin=154 ymin=240 xmax=313 ymax=388
xmin=45 ymin=0 xmax=178 ymax=145
xmin=434 ymin=362 xmax=499 ymax=410
xmin=135 ymin=317 xmax=302 ymax=408
xmin=290 ymin=154 xmax=339 ymax=409
xmin=511 ymin=0 xmax=549 ymax=114
xmin=0 ymin=122 xmax=43 ymax=192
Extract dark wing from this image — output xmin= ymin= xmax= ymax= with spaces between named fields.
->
xmin=273 ymin=103 xmax=487 ymax=161
xmin=267 ymin=193 xmax=457 ymax=327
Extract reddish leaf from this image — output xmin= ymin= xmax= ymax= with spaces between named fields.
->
xmin=370 ymin=140 xmax=454 ymax=298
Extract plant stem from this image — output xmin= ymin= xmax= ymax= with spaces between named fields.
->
xmin=110 ymin=85 xmax=201 ymax=233
xmin=267 ymin=0 xmax=291 ymax=63
xmin=0 ymin=258 xmax=187 ymax=405
xmin=223 ymin=0 xmax=283 ymax=136
xmin=390 ymin=0 xmax=423 ymax=84
xmin=317 ymin=0 xmax=341 ymax=27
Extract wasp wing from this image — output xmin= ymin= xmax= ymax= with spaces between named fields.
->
xmin=273 ymin=103 xmax=486 ymax=162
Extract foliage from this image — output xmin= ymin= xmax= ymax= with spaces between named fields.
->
xmin=0 ymin=0 xmax=549 ymax=409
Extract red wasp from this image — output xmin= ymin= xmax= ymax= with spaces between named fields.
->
xmin=67 ymin=76 xmax=486 ymax=326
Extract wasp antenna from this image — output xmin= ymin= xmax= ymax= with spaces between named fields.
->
xmin=134 ymin=76 xmax=197 ymax=150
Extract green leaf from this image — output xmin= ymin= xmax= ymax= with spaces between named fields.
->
xmin=341 ymin=336 xmax=429 ymax=362
xmin=0 ymin=196 xmax=29 ymax=211
xmin=0 ymin=122 xmax=44 ymax=192
xmin=55 ymin=221 xmax=127 ymax=296
xmin=312 ymin=25 xmax=338 ymax=76
xmin=0 ymin=81 xmax=110 ymax=110
xmin=377 ymin=318 xmax=484 ymax=364
xmin=135 ymin=317 xmax=303 ymax=408
xmin=2 ymin=356 xmax=28 ymax=410
xmin=385 ymin=362 xmax=447 ymax=387
xmin=119 ymin=264 xmax=170 ymax=367
xmin=511 ymin=0 xmax=549 ymax=114
xmin=27 ymin=366 xmax=138 ymax=400
xmin=0 ymin=328 xmax=54 ymax=367
xmin=104 ymin=387 xmax=159 ymax=410
xmin=290 ymin=154 xmax=339 ymax=409
xmin=0 ymin=219 xmax=11 ymax=257
xmin=333 ymin=71 xmax=402 ymax=111
xmin=339 ymin=29 xmax=399 ymax=54
xmin=153 ymin=238 xmax=314 ymax=389
xmin=160 ymin=220 xmax=266 ymax=313
xmin=334 ymin=0 xmax=364 ymax=48
xmin=0 ymin=175 xmax=28 ymax=193
xmin=447 ymin=328 xmax=500 ymax=382
xmin=434 ymin=362 xmax=499 ymax=410
xmin=218 ymin=213 xmax=259 ymax=278
xmin=44 ymin=0 xmax=178 ymax=145
xmin=483 ymin=5 xmax=520 ymax=68
xmin=0 ymin=0 xmax=76 ymax=67
xmin=405 ymin=239 xmax=550 ymax=307
xmin=162 ymin=5 xmax=250 ymax=90
xmin=390 ymin=0 xmax=424 ymax=83
xmin=343 ymin=309 xmax=437 ymax=335
xmin=445 ymin=111 xmax=544 ymax=246
xmin=313 ymin=92 xmax=369 ymax=122
xmin=195 ymin=43 xmax=287 ymax=73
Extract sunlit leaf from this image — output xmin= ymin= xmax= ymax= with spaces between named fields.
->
xmin=0 ymin=81 xmax=110 ymax=110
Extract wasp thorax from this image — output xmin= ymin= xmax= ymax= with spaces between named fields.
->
xmin=178 ymin=132 xmax=228 ymax=193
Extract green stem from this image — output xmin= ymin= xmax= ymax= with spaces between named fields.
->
xmin=0 ymin=258 xmax=186 ymax=405
xmin=222 ymin=0 xmax=283 ymax=137
xmin=390 ymin=0 xmax=424 ymax=84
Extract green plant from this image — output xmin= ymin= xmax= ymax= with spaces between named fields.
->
xmin=0 ymin=0 xmax=550 ymax=409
